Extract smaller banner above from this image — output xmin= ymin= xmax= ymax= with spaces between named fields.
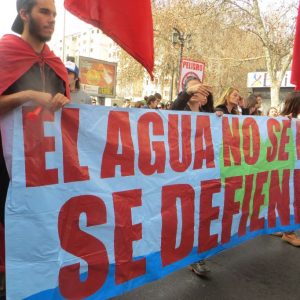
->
xmin=179 ymin=58 xmax=205 ymax=92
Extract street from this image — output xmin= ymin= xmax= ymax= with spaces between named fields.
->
xmin=114 ymin=234 xmax=300 ymax=300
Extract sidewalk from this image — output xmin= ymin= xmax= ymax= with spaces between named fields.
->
xmin=114 ymin=234 xmax=300 ymax=300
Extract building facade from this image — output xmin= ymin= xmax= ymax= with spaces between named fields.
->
xmin=247 ymin=71 xmax=295 ymax=112
xmin=51 ymin=27 xmax=168 ymax=104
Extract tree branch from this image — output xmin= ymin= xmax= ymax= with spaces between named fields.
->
xmin=206 ymin=56 xmax=266 ymax=62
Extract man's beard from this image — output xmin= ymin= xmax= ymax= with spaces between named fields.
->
xmin=28 ymin=15 xmax=52 ymax=43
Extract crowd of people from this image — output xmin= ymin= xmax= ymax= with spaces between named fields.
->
xmin=120 ymin=74 xmax=283 ymax=119
xmin=127 ymin=79 xmax=300 ymax=276
xmin=123 ymin=82 xmax=285 ymax=121
xmin=0 ymin=0 xmax=300 ymax=298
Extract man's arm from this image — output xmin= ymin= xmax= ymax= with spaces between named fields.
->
xmin=0 ymin=91 xmax=69 ymax=115
xmin=171 ymin=84 xmax=212 ymax=111
xmin=0 ymin=91 xmax=32 ymax=115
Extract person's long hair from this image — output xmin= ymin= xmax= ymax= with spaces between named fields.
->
xmin=246 ymin=94 xmax=259 ymax=115
xmin=215 ymin=87 xmax=239 ymax=114
xmin=280 ymin=92 xmax=300 ymax=118
xmin=201 ymin=92 xmax=214 ymax=112
xmin=75 ymin=77 xmax=81 ymax=90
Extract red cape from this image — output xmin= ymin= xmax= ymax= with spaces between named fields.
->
xmin=0 ymin=34 xmax=70 ymax=98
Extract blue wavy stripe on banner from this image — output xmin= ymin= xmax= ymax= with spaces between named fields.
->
xmin=25 ymin=219 xmax=300 ymax=300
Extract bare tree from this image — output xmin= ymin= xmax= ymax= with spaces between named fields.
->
xmin=117 ymin=0 xmax=297 ymax=104
xmin=223 ymin=0 xmax=298 ymax=105
xmin=152 ymin=0 xmax=266 ymax=98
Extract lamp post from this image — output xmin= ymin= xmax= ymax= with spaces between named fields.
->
xmin=172 ymin=28 xmax=191 ymax=94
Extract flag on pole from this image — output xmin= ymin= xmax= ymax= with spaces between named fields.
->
xmin=291 ymin=1 xmax=300 ymax=90
xmin=64 ymin=0 xmax=154 ymax=79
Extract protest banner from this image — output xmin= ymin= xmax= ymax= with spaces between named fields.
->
xmin=179 ymin=58 xmax=205 ymax=92
xmin=4 ymin=105 xmax=300 ymax=299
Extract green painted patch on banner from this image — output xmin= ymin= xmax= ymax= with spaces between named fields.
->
xmin=219 ymin=118 xmax=296 ymax=216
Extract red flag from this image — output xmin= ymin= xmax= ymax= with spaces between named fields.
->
xmin=291 ymin=1 xmax=300 ymax=90
xmin=64 ymin=0 xmax=154 ymax=79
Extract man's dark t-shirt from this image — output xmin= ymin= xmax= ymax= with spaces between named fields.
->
xmin=3 ymin=63 xmax=65 ymax=96
xmin=0 ymin=63 xmax=65 ymax=225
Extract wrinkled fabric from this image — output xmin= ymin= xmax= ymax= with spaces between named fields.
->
xmin=0 ymin=34 xmax=70 ymax=98
xmin=64 ymin=0 xmax=154 ymax=79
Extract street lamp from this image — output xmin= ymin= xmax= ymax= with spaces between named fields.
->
xmin=172 ymin=28 xmax=191 ymax=94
